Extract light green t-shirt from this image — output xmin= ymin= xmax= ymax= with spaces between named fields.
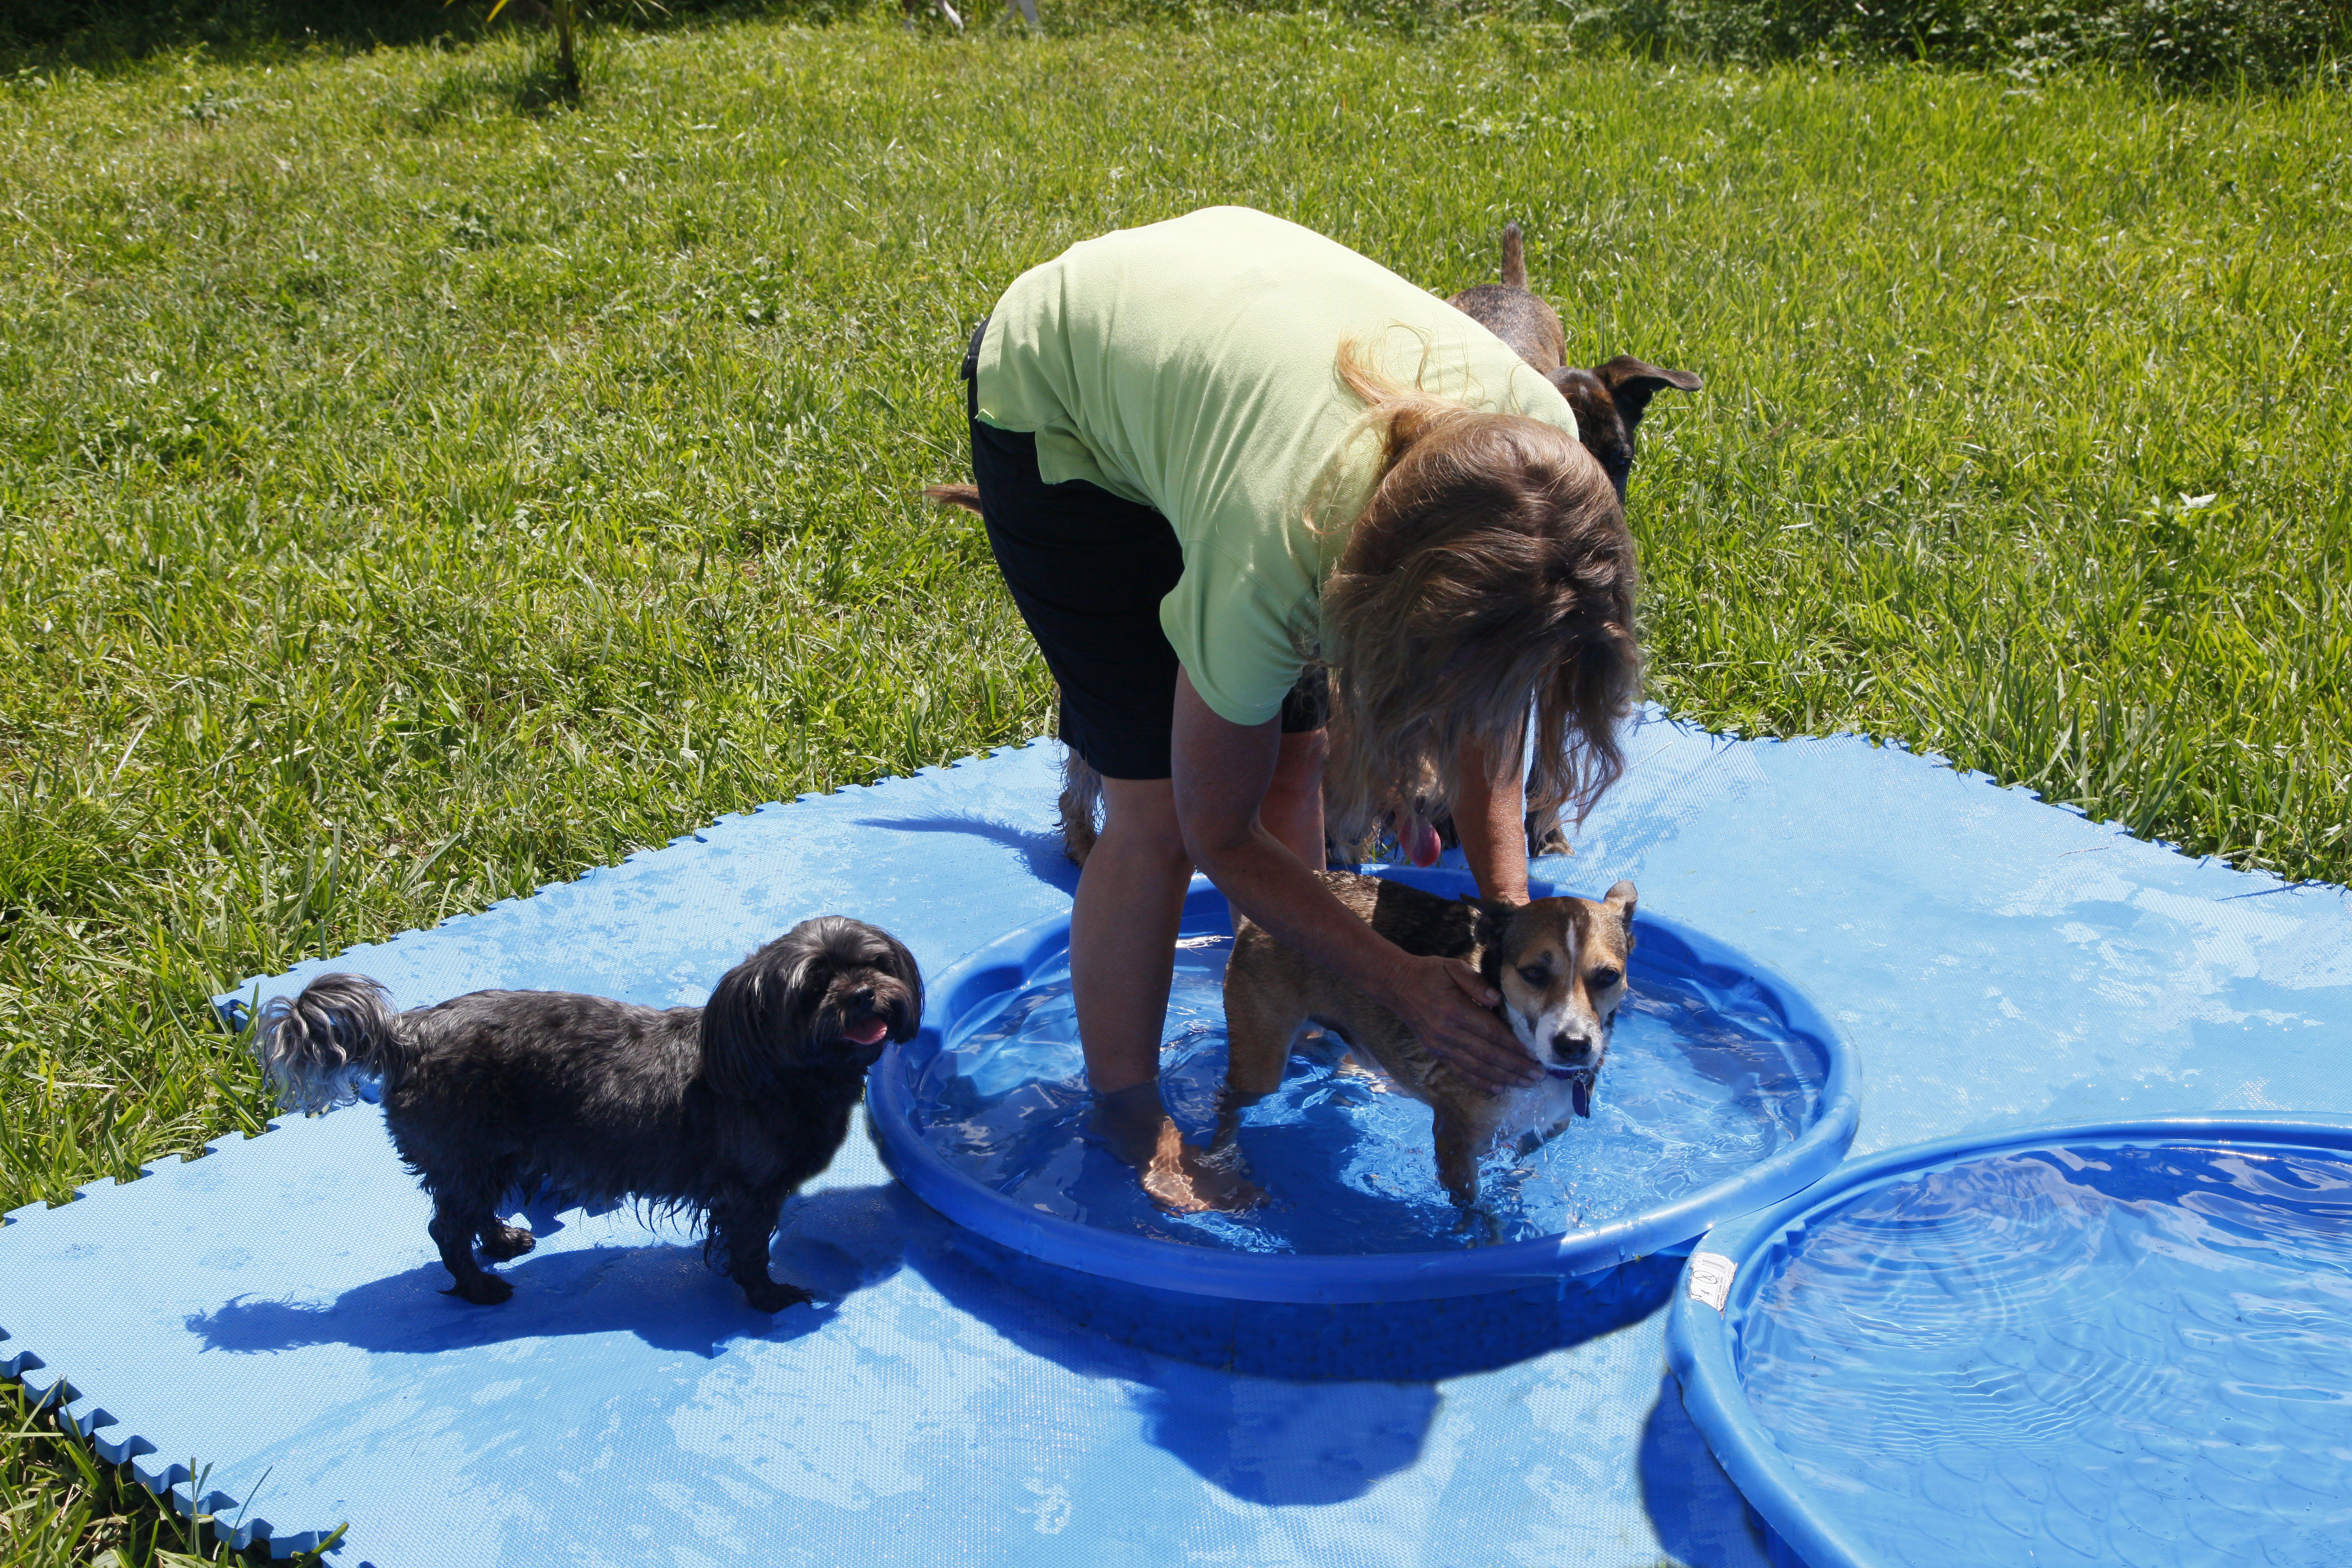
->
xmin=975 ymin=205 xmax=1579 ymax=728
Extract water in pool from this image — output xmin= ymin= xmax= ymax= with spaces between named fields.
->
xmin=908 ymin=931 xmax=1819 ymax=1253
xmin=1737 ymin=1142 xmax=2352 ymax=1567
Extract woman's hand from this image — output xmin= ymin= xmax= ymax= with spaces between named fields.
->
xmin=1380 ymin=954 xmax=1542 ymax=1090
xmin=1169 ymin=671 xmax=1541 ymax=1093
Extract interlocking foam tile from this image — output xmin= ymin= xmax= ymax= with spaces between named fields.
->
xmin=3 ymin=722 xmax=2347 ymax=1567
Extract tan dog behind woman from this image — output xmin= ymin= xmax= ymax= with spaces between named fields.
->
xmin=1211 ymin=871 xmax=1638 ymax=1214
xmin=1433 ymin=222 xmax=1705 ymax=859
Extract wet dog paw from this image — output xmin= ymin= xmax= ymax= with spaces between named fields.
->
xmin=447 ymin=1273 xmax=513 ymax=1305
xmin=742 ymin=1279 xmax=815 ymax=1313
xmin=478 ymin=1224 xmax=537 ymax=1261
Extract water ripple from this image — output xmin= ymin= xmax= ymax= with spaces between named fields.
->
xmin=910 ymin=934 xmax=1818 ymax=1254
xmin=1739 ymin=1142 xmax=2352 ymax=1567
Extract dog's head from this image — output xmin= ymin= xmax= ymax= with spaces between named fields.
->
xmin=699 ymin=916 xmax=924 ymax=1098
xmin=1548 ymin=358 xmax=1703 ymax=503
xmin=1469 ymin=881 xmax=1638 ymax=1115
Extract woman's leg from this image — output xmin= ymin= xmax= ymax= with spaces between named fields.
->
xmin=958 ymin=395 xmax=1254 ymax=1206
xmin=1077 ymin=731 xmax=1321 ymax=1099
xmin=1074 ymin=774 xmax=1262 ymax=1212
xmin=1069 ymin=775 xmax=1191 ymax=1097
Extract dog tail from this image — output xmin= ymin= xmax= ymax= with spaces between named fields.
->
xmin=1058 ymin=747 xmax=1103 ymax=866
xmin=923 ymin=482 xmax=983 ymax=514
xmin=1500 ymin=222 xmax=1527 ymax=288
xmin=253 ymin=973 xmax=407 ymax=1112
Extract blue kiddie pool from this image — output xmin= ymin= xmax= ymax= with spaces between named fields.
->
xmin=869 ymin=869 xmax=1858 ymax=1311
xmin=1668 ymin=1116 xmax=2352 ymax=1568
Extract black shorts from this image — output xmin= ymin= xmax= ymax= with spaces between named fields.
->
xmin=961 ymin=321 xmax=1328 ymax=781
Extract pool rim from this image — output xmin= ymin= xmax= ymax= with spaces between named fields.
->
xmin=1666 ymin=1113 xmax=2352 ymax=1568
xmin=867 ymin=869 xmax=1861 ymax=1305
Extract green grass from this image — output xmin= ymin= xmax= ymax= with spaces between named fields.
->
xmin=0 ymin=11 xmax=2346 ymax=1561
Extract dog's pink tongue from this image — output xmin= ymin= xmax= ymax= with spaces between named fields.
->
xmin=845 ymin=1018 xmax=890 ymax=1047
xmin=1403 ymin=815 xmax=1442 ymax=869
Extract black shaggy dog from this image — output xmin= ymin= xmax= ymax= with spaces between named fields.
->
xmin=253 ymin=916 xmax=923 ymax=1312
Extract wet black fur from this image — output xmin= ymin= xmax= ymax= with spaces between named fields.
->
xmin=254 ymin=917 xmax=923 ymax=1312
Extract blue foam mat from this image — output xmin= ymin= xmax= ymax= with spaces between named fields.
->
xmin=2 ymin=720 xmax=2347 ymax=1567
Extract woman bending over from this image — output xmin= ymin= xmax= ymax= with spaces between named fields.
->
xmin=936 ymin=206 xmax=1640 ymax=1207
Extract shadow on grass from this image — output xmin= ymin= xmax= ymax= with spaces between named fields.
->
xmin=407 ymin=42 xmax=583 ymax=124
xmin=0 ymin=0 xmax=912 ymax=78
xmin=10 ymin=0 xmax=484 ymax=74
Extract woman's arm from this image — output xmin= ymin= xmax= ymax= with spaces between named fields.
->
xmin=1451 ymin=731 xmax=1531 ymax=905
xmin=1171 ymin=671 xmax=1539 ymax=1091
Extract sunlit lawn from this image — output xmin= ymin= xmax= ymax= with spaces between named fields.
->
xmin=0 ymin=12 xmax=2346 ymax=1559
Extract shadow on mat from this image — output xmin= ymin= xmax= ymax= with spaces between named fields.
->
xmin=184 ymin=1184 xmax=920 ymax=1360
xmin=855 ymin=816 xmax=1079 ymax=893
xmin=897 ymin=1209 xmax=1679 ymax=1506
xmin=1638 ymin=1370 xmax=1772 ymax=1566
xmin=183 ymin=1169 xmax=1674 ymax=1511
xmin=186 ymin=1249 xmax=833 ymax=1358
xmin=780 ymin=1178 xmax=1671 ymax=1505
xmin=903 ymin=1233 xmax=1430 ymax=1506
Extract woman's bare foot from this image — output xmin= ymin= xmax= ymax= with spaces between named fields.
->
xmin=1091 ymin=1082 xmax=1263 ymax=1214
xmin=1140 ymin=1118 xmax=1264 ymax=1213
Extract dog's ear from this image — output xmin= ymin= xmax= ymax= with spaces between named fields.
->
xmin=1602 ymin=879 xmax=1639 ymax=943
xmin=1592 ymin=357 xmax=1703 ymax=438
xmin=700 ymin=936 xmax=820 ymax=1098
xmin=1454 ymin=892 xmax=1514 ymax=951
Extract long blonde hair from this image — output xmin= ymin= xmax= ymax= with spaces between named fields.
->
xmin=1317 ymin=340 xmax=1642 ymax=846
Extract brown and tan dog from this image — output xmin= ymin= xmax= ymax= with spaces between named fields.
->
xmin=1218 ymin=870 xmax=1637 ymax=1210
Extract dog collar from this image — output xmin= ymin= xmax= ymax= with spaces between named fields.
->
xmin=1545 ymin=1068 xmax=1597 ymax=1119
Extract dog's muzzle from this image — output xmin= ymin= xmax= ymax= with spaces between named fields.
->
xmin=841 ymin=993 xmax=914 ymax=1051
xmin=1544 ymin=1066 xmax=1597 ymax=1117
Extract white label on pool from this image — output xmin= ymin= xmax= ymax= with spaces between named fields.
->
xmin=1687 ymin=1251 xmax=1738 ymax=1312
